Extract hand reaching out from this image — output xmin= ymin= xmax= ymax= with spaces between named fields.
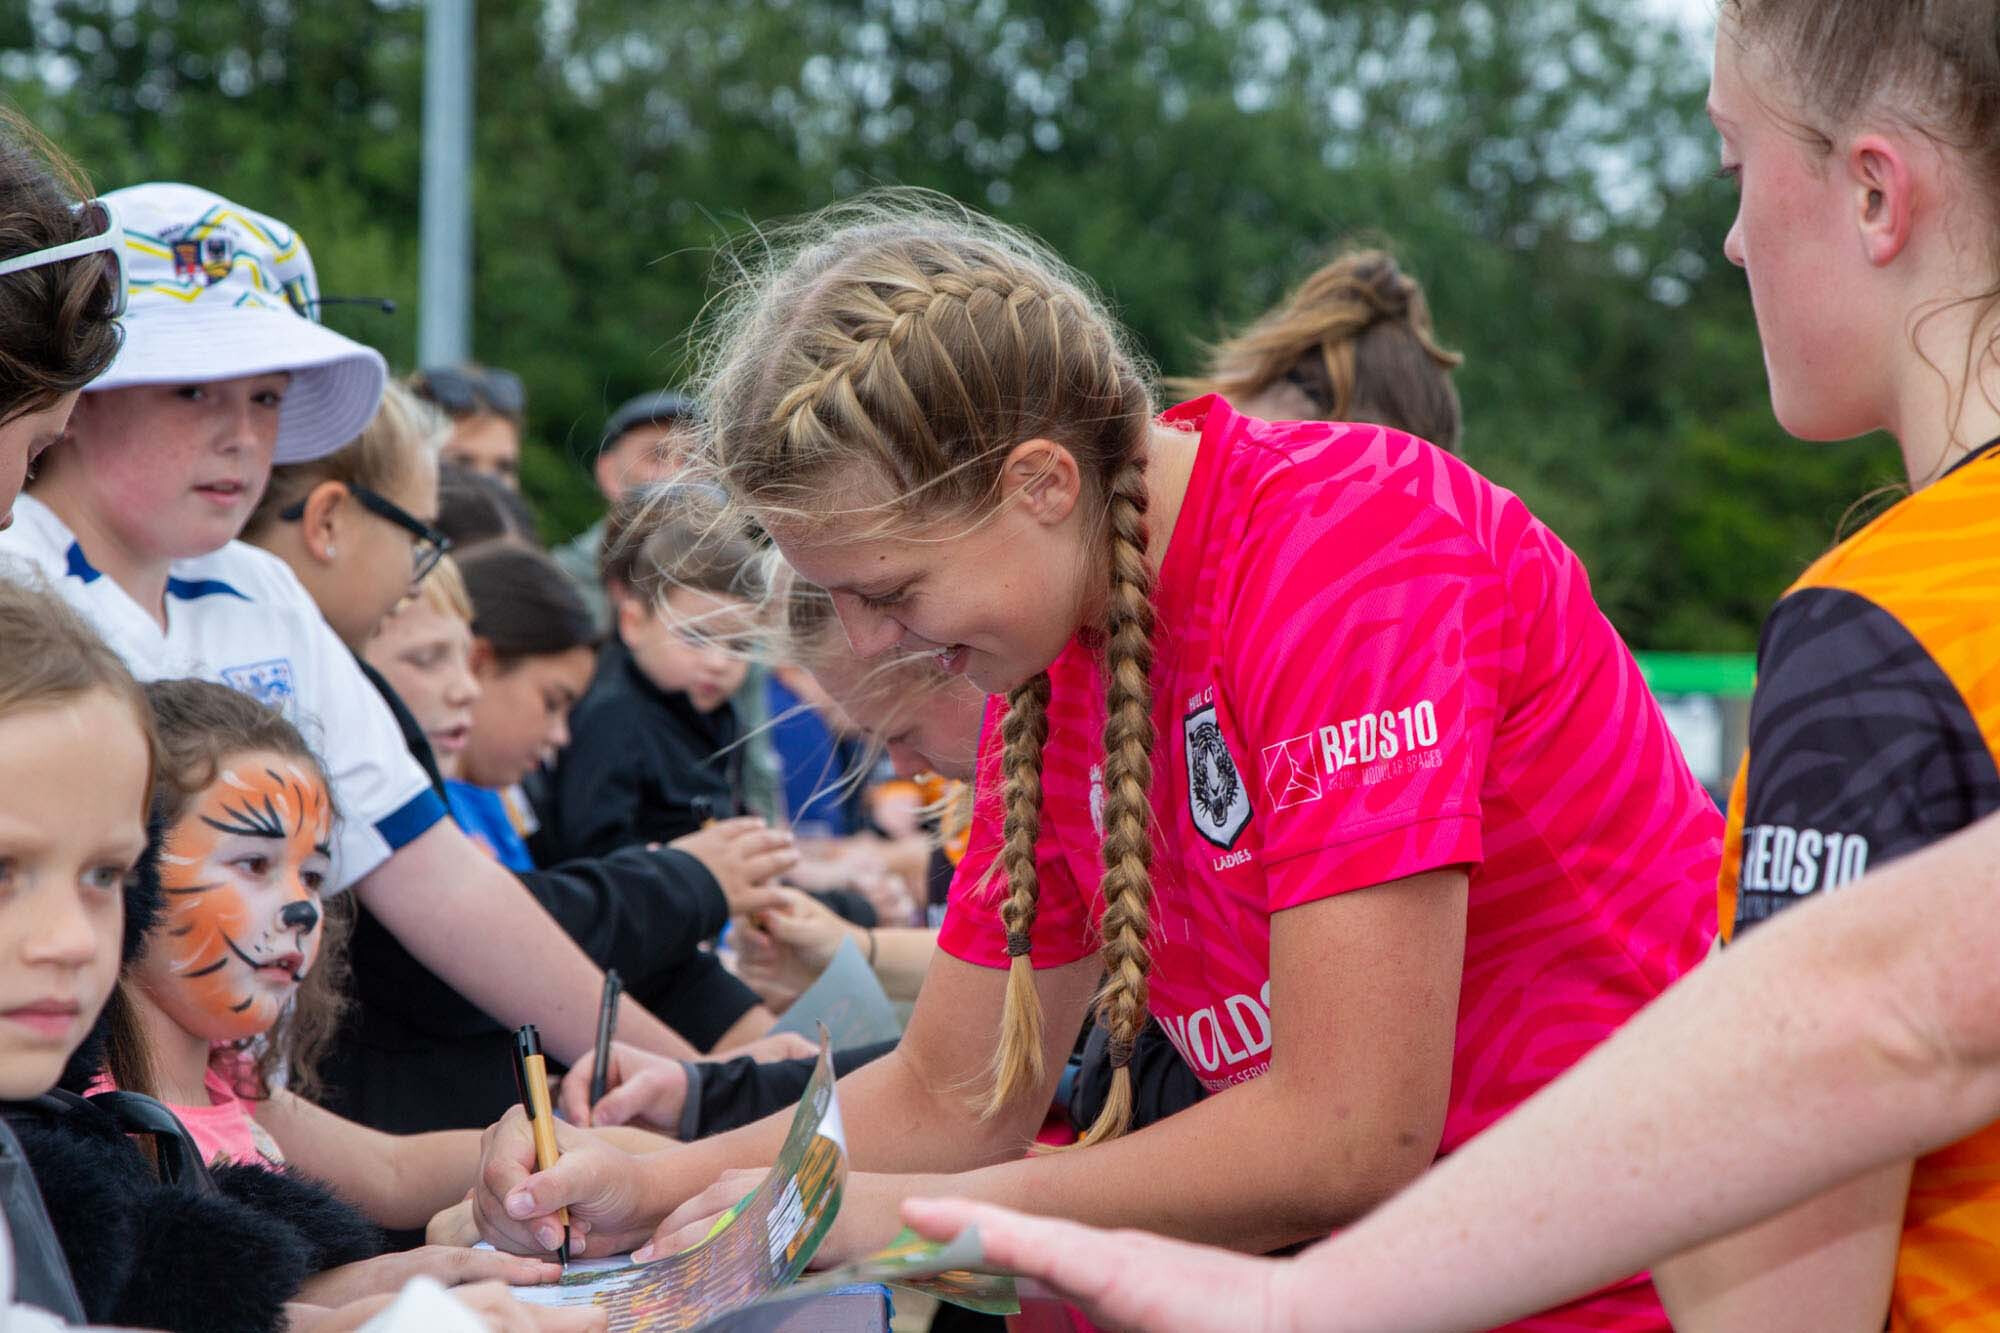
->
xmin=669 ymin=817 xmax=797 ymax=917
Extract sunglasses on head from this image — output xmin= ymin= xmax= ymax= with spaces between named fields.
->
xmin=416 ymin=365 xmax=525 ymax=419
xmin=278 ymin=482 xmax=453 ymax=583
xmin=0 ymin=196 xmax=127 ymax=320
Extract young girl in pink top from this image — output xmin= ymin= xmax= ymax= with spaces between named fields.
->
xmin=473 ymin=197 xmax=1720 ymax=1329
xmin=109 ymin=678 xmax=670 ymax=1291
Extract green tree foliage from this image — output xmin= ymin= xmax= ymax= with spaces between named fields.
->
xmin=2 ymin=0 xmax=1903 ymax=647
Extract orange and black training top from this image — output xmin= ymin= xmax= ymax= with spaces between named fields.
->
xmin=1719 ymin=436 xmax=2000 ymax=1331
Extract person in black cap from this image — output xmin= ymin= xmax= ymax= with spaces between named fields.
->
xmin=551 ymin=390 xmax=699 ymax=627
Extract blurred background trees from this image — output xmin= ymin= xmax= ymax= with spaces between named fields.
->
xmin=1 ymin=0 xmax=1903 ymax=648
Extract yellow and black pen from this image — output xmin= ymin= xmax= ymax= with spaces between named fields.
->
xmin=511 ymin=1023 xmax=570 ymax=1266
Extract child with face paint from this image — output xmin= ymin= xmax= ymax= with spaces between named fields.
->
xmin=106 ymin=679 xmax=667 ymax=1311
xmin=0 ymin=585 xmax=601 ymax=1333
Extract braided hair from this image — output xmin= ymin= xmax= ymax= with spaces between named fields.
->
xmin=699 ymin=192 xmax=1160 ymax=1142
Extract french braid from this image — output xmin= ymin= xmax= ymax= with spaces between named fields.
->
xmin=696 ymin=193 xmax=1163 ymax=1134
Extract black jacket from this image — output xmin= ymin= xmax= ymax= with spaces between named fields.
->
xmin=538 ymin=640 xmax=742 ymax=863
xmin=3 ymin=1094 xmax=382 ymax=1332
xmin=322 ymin=660 xmax=757 ymax=1137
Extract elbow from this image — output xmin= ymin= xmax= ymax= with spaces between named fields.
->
xmin=1282 ymin=1123 xmax=1442 ymax=1242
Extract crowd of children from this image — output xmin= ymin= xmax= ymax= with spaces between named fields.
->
xmin=4 ymin=2 xmax=2000 ymax=1329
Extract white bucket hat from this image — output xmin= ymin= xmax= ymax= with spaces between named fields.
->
xmin=89 ymin=182 xmax=387 ymax=465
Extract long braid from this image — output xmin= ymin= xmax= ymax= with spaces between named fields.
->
xmin=1078 ymin=449 xmax=1158 ymax=1146
xmin=696 ymin=194 xmax=1166 ymax=1132
xmin=985 ymin=670 xmax=1054 ymax=1117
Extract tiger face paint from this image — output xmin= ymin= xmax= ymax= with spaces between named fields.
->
xmin=136 ymin=751 xmax=334 ymax=1044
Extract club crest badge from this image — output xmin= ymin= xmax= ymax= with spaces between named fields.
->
xmin=1183 ymin=702 xmax=1251 ymax=848
xmin=170 ymin=234 xmax=235 ymax=285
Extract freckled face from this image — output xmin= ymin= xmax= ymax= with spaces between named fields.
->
xmin=137 ymin=753 xmax=333 ymax=1043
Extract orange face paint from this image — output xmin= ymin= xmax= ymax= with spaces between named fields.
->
xmin=146 ymin=753 xmax=334 ymax=1044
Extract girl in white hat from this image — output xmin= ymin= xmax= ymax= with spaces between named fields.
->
xmin=0 ymin=182 xmax=709 ymax=1087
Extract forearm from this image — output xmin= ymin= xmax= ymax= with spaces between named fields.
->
xmin=356 ymin=822 xmax=698 ymax=1062
xmin=1653 ymin=1162 xmax=1907 ymax=1332
xmin=944 ymin=1065 xmax=1414 ymax=1253
xmin=1271 ymin=825 xmax=2000 ymax=1333
xmin=257 ymin=1094 xmax=485 ymax=1231
xmin=639 ymin=1043 xmax=1024 ymax=1205
xmin=869 ymin=927 xmax=935 ymax=1001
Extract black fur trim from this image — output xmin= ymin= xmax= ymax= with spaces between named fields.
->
xmin=7 ymin=1094 xmax=379 ymax=1332
xmin=110 ymin=1180 xmax=310 ymax=1332
xmin=212 ymin=1160 xmax=385 ymax=1268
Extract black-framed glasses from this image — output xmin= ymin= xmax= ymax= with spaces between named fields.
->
xmin=0 ymin=196 xmax=127 ymax=319
xmin=413 ymin=364 xmax=525 ymax=419
xmin=278 ymin=483 xmax=452 ymax=582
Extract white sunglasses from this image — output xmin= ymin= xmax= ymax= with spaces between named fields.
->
xmin=0 ymin=196 xmax=127 ymax=319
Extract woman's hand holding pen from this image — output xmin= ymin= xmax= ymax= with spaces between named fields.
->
xmin=668 ymin=817 xmax=797 ymax=917
xmin=474 ymin=1106 xmax=662 ymax=1259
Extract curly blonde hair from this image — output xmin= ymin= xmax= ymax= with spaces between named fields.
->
xmin=698 ymin=191 xmax=1159 ymax=1144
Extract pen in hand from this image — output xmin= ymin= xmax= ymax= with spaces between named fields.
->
xmin=588 ymin=969 xmax=623 ymax=1114
xmin=512 ymin=1023 xmax=571 ymax=1267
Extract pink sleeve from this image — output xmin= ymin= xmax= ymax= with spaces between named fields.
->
xmin=937 ymin=695 xmax=1097 ymax=970
xmin=1228 ymin=473 xmax=1503 ymax=912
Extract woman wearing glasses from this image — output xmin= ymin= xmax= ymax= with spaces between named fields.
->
xmin=0 ymin=109 xmax=125 ymax=529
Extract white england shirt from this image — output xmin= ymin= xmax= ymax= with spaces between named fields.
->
xmin=0 ymin=496 xmax=445 ymax=892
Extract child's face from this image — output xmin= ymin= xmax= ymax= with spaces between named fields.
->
xmin=812 ymin=652 xmax=987 ymax=782
xmin=136 ymin=750 xmax=333 ymax=1045
xmin=60 ymin=376 xmax=291 ymax=563
xmin=0 ymin=690 xmax=150 ymax=1100
xmin=462 ymin=645 xmax=597 ymax=788
xmin=620 ymin=586 xmax=753 ymax=714
xmin=365 ymin=598 xmax=480 ymax=778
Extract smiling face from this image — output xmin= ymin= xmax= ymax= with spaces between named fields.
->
xmin=0 ymin=391 xmax=79 ymax=531
xmin=0 ymin=690 xmax=151 ymax=1100
xmin=136 ymin=751 xmax=333 ymax=1044
xmin=771 ymin=452 xmax=1095 ymax=697
xmin=365 ymin=597 xmax=481 ymax=776
xmin=1709 ymin=18 xmax=1891 ymax=442
xmin=461 ymin=646 xmax=597 ymax=788
xmin=54 ymin=375 xmax=291 ymax=561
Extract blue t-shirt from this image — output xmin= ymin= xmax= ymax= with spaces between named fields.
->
xmin=765 ymin=674 xmax=871 ymax=836
xmin=445 ymin=780 xmax=535 ymax=873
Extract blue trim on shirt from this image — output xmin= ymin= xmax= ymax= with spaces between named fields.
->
xmin=64 ymin=542 xmax=100 ymax=584
xmin=373 ymin=788 xmax=448 ymax=851
xmin=165 ymin=575 xmax=248 ymax=601
xmin=63 ymin=540 xmax=247 ymax=601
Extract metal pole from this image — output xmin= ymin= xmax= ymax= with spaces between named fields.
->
xmin=418 ymin=0 xmax=473 ymax=366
